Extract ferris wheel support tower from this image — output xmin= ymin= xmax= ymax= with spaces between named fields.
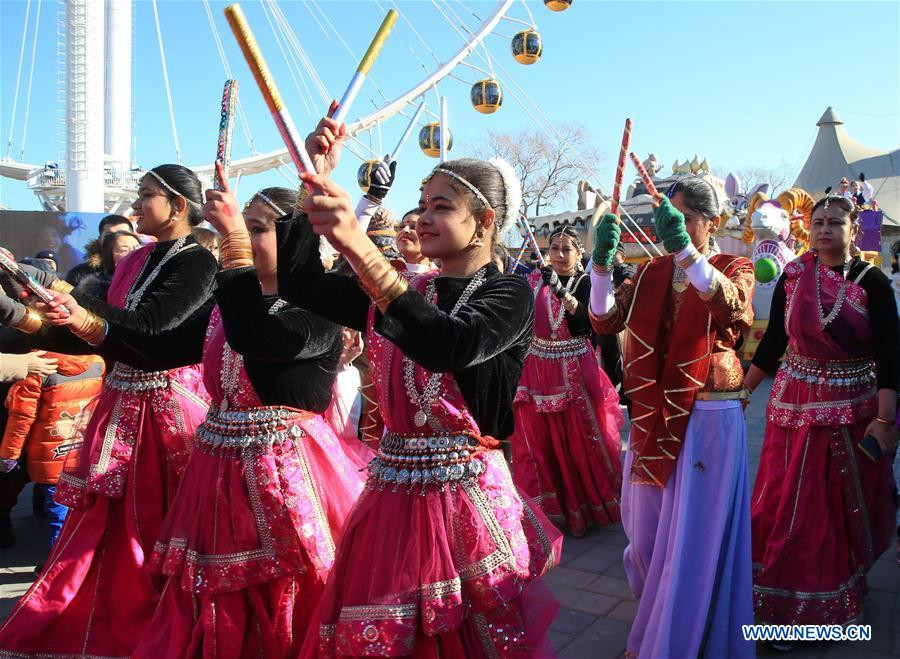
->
xmin=105 ymin=0 xmax=131 ymax=174
xmin=65 ymin=0 xmax=105 ymax=213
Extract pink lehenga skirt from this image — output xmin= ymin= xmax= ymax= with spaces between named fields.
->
xmin=308 ymin=432 xmax=563 ymax=658
xmin=135 ymin=406 xmax=366 ymax=658
xmin=512 ymin=336 xmax=625 ymax=536
xmin=0 ymin=363 xmax=208 ymax=657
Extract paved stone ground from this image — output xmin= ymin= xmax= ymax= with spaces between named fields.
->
xmin=1 ymin=376 xmax=897 ymax=657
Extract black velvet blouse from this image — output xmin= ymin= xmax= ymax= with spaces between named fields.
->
xmin=25 ymin=236 xmax=218 ymax=357
xmin=556 ymin=273 xmax=591 ymax=337
xmin=752 ymin=258 xmax=900 ymax=391
xmin=276 ymin=214 xmax=535 ymax=439
xmin=102 ymin=267 xmax=342 ymax=414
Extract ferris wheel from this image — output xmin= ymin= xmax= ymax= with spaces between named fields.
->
xmin=0 ymin=0 xmax=576 ymax=214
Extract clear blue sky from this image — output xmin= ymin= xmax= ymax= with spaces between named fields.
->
xmin=1 ymin=0 xmax=898 ymax=218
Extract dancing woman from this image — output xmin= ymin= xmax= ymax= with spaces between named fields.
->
xmin=745 ymin=194 xmax=898 ymax=630
xmin=0 ymin=165 xmax=217 ymax=657
xmin=66 ymin=178 xmax=365 ymax=657
xmin=511 ymin=226 xmax=624 ymax=537
xmin=590 ymin=176 xmax=755 ymax=658
xmin=275 ymin=119 xmax=562 ymax=656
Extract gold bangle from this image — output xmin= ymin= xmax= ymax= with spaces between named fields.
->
xmin=592 ymin=262 xmax=610 ymax=275
xmin=562 ymin=294 xmax=578 ymax=314
xmin=353 ymin=249 xmax=409 ymax=308
xmin=220 ymin=231 xmax=254 ymax=270
xmin=71 ymin=311 xmax=106 ymax=346
xmin=50 ymin=280 xmax=74 ymax=294
xmin=875 ymin=416 xmax=895 ymax=426
xmin=11 ymin=308 xmax=42 ymax=334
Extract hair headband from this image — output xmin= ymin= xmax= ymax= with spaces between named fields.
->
xmin=248 ymin=191 xmax=287 ymax=217
xmin=146 ymin=170 xmax=202 ymax=209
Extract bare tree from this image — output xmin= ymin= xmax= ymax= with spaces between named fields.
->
xmin=716 ymin=159 xmax=796 ymax=198
xmin=471 ymin=123 xmax=603 ymax=218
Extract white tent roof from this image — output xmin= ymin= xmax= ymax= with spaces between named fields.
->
xmin=794 ymin=107 xmax=899 ymax=225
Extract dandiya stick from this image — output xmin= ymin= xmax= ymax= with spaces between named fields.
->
xmin=385 ymin=102 xmax=425 ymax=164
xmin=629 ymin=151 xmax=660 ymax=207
xmin=224 ymin=4 xmax=316 ymax=185
xmin=214 ymin=80 xmax=238 ymax=191
xmin=518 ymin=216 xmax=547 ymax=267
xmin=0 ymin=248 xmax=69 ymax=317
xmin=332 ymin=9 xmax=398 ymax=125
xmin=610 ymin=118 xmax=632 ymax=218
xmin=508 ymin=234 xmax=529 ymax=274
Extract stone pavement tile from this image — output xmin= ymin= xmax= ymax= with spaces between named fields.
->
xmin=561 ymin=532 xmax=607 ymax=556
xmin=567 ymin=542 xmax=624 ymax=573
xmin=550 ymin=607 xmax=597 ymax=635
xmin=757 ymin=641 xmax=826 ymax=658
xmin=866 ymin=590 xmax=895 ymax=631
xmin=586 ymin=575 xmax=634 ymax=600
xmin=822 ymin=644 xmax=894 ymax=659
xmin=603 ymin=561 xmax=627 ymax=579
xmin=869 ymin=559 xmax=900 ymax=594
xmin=558 ymin=550 xmax=579 ymax=567
xmin=606 ymin=600 xmax=637 ymax=624
xmin=604 ymin=528 xmax=628 ymax=547
xmin=557 ymin=617 xmax=630 ymax=659
xmin=545 ymin=583 xmax=618 ymax=617
xmin=892 ymin=632 xmax=900 ymax=656
xmin=549 ymin=631 xmax=574 ymax=653
xmin=545 ymin=566 xmax=603 ymax=590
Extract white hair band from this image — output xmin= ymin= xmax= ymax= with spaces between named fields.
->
xmin=146 ymin=170 xmax=202 ymax=209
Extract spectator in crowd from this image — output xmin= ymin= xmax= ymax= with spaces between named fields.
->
xmin=64 ymin=215 xmax=133 ymax=287
xmin=0 ymin=350 xmax=59 ymax=548
xmin=838 ymin=176 xmax=853 ymax=201
xmin=0 ymin=352 xmax=105 ymax=551
xmin=891 ymin=240 xmax=900 ymax=312
xmin=191 ymin=227 xmax=220 ymax=261
xmin=34 ymin=251 xmax=58 ymax=273
xmin=73 ymin=230 xmax=141 ymax=301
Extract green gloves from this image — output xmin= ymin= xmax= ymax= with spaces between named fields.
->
xmin=654 ymin=197 xmax=691 ymax=254
xmin=592 ymin=213 xmax=621 ymax=269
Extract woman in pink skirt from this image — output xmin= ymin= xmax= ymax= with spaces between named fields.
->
xmin=276 ymin=113 xmax=562 ymax=657
xmin=511 ymin=226 xmax=624 ymax=536
xmin=0 ymin=164 xmax=217 ymax=656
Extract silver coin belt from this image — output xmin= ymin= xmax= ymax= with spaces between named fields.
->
xmin=783 ymin=351 xmax=875 ymax=389
xmin=367 ymin=433 xmax=486 ymax=489
xmin=196 ymin=406 xmax=305 ymax=450
xmin=105 ymin=363 xmax=170 ymax=392
xmin=528 ymin=336 xmax=588 ymax=360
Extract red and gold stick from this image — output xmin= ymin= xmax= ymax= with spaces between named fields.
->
xmin=610 ymin=118 xmax=632 ymax=218
xmin=629 ymin=151 xmax=660 ymax=207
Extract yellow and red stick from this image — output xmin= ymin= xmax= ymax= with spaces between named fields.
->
xmin=629 ymin=151 xmax=660 ymax=207
xmin=610 ymin=118 xmax=632 ymax=218
xmin=224 ymin=4 xmax=315 ymax=182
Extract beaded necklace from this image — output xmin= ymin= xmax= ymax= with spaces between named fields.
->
xmin=124 ymin=236 xmax=190 ymax=311
xmin=548 ymin=273 xmax=581 ymax=340
xmin=815 ymin=256 xmax=851 ymax=330
xmin=404 ymin=267 xmax=488 ymax=427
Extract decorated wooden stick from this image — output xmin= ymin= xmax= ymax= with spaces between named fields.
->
xmin=610 ymin=118 xmax=632 ymax=218
xmin=518 ymin=216 xmax=547 ymax=266
xmin=629 ymin=151 xmax=660 ymax=206
xmin=332 ymin=10 xmax=398 ymax=125
xmin=214 ymin=79 xmax=238 ymax=191
xmin=508 ymin=234 xmax=530 ymax=274
xmin=224 ymin=4 xmax=316 ymax=181
xmin=0 ymin=248 xmax=69 ymax=317
xmin=385 ymin=102 xmax=425 ymax=164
